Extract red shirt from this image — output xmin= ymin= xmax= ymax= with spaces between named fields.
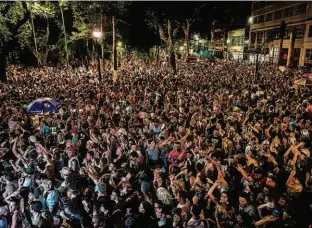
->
xmin=168 ymin=150 xmax=185 ymax=166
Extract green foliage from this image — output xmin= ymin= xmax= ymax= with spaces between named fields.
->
xmin=0 ymin=2 xmax=27 ymax=43
xmin=1 ymin=1 xmax=131 ymax=65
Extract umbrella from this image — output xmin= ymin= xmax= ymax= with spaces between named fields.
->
xmin=294 ymin=78 xmax=312 ymax=87
xmin=26 ymin=97 xmax=60 ymax=114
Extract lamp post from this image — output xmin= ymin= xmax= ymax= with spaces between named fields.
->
xmin=92 ymin=30 xmax=102 ymax=82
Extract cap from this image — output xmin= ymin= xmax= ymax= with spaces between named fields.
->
xmin=22 ymin=167 xmax=34 ymax=175
xmin=300 ymin=148 xmax=310 ymax=157
xmin=29 ymin=136 xmax=37 ymax=143
xmin=273 ymin=117 xmax=281 ymax=122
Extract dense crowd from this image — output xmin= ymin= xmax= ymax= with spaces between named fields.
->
xmin=0 ymin=58 xmax=312 ymax=228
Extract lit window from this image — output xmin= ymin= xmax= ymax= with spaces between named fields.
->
xmin=284 ymin=27 xmax=290 ymax=39
xmin=296 ymin=25 xmax=305 ymax=38
xmin=257 ymin=31 xmax=263 ymax=41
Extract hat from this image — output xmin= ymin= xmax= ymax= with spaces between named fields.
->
xmin=273 ymin=117 xmax=281 ymax=122
xmin=29 ymin=136 xmax=37 ymax=143
xmin=154 ymin=168 xmax=162 ymax=174
xmin=22 ymin=167 xmax=34 ymax=175
xmin=300 ymin=148 xmax=310 ymax=157
xmin=33 ymin=188 xmax=42 ymax=198
xmin=141 ymin=181 xmax=151 ymax=192
xmin=61 ymin=167 xmax=71 ymax=176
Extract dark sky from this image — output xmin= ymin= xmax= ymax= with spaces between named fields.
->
xmin=123 ymin=1 xmax=252 ymax=50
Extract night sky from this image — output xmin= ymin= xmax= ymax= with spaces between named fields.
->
xmin=124 ymin=1 xmax=252 ymax=50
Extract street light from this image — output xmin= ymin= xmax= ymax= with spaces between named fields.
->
xmin=117 ymin=41 xmax=122 ymax=47
xmin=92 ymin=30 xmax=103 ymax=82
xmin=92 ymin=30 xmax=103 ymax=39
xmin=226 ymin=38 xmax=230 ymax=44
xmin=248 ymin=17 xmax=253 ymax=24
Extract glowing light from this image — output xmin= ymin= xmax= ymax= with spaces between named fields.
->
xmin=248 ymin=17 xmax=253 ymax=24
xmin=92 ymin=30 xmax=102 ymax=38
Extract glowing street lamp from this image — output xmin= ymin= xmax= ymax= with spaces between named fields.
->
xmin=227 ymin=38 xmax=230 ymax=44
xmin=92 ymin=30 xmax=103 ymax=39
xmin=92 ymin=30 xmax=103 ymax=81
xmin=248 ymin=17 xmax=253 ymax=24
xmin=117 ymin=41 xmax=123 ymax=47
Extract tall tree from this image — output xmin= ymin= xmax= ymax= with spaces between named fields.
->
xmin=146 ymin=9 xmax=179 ymax=74
xmin=0 ymin=2 xmax=29 ymax=81
xmin=59 ymin=0 xmax=69 ymax=67
xmin=179 ymin=4 xmax=205 ymax=61
xmin=17 ymin=2 xmax=55 ymax=66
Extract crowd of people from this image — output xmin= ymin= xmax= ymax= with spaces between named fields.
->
xmin=0 ymin=58 xmax=312 ymax=228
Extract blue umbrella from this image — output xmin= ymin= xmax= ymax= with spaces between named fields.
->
xmin=26 ymin=97 xmax=61 ymax=114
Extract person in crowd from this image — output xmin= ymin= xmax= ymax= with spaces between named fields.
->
xmin=0 ymin=59 xmax=311 ymax=228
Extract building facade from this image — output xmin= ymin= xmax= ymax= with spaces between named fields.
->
xmin=227 ymin=28 xmax=247 ymax=60
xmin=210 ymin=22 xmax=226 ymax=58
xmin=249 ymin=1 xmax=312 ymax=67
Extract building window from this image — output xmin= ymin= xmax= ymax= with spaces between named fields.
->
xmin=258 ymin=15 xmax=264 ymax=23
xmin=250 ymin=32 xmax=256 ymax=44
xmin=284 ymin=7 xmax=294 ymax=18
xmin=295 ymin=3 xmax=307 ymax=15
xmin=266 ymin=13 xmax=273 ymax=22
xmin=309 ymin=25 xmax=312 ymax=37
xmin=254 ymin=16 xmax=258 ymax=24
xmin=273 ymin=29 xmax=280 ymax=39
xmin=305 ymin=49 xmax=312 ymax=61
xmin=284 ymin=27 xmax=290 ymax=39
xmin=296 ymin=25 xmax=305 ymax=38
xmin=274 ymin=10 xmax=283 ymax=20
xmin=257 ymin=31 xmax=263 ymax=42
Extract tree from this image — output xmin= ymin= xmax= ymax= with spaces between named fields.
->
xmin=180 ymin=4 xmax=205 ymax=61
xmin=59 ymin=0 xmax=69 ymax=66
xmin=146 ymin=9 xmax=179 ymax=74
xmin=17 ymin=2 xmax=55 ymax=66
xmin=181 ymin=20 xmax=191 ymax=61
xmin=0 ymin=2 xmax=29 ymax=82
xmin=70 ymin=1 xmax=130 ymax=68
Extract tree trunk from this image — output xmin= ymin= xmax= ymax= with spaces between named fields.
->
xmin=30 ymin=14 xmax=39 ymax=66
xmin=101 ymin=14 xmax=106 ymax=67
xmin=112 ymin=16 xmax=117 ymax=71
xmin=185 ymin=36 xmax=190 ymax=62
xmin=156 ymin=45 xmax=159 ymax=63
xmin=60 ymin=4 xmax=69 ymax=67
